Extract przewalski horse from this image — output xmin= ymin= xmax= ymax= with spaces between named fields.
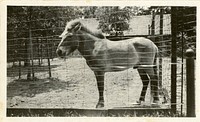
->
xmin=56 ymin=19 xmax=160 ymax=108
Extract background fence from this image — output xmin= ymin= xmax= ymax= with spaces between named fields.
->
xmin=7 ymin=6 xmax=196 ymax=116
xmin=171 ymin=7 xmax=196 ymax=116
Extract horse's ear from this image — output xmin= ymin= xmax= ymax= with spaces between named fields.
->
xmin=59 ymin=32 xmax=64 ymax=37
xmin=59 ymin=31 xmax=67 ymax=38
xmin=72 ymin=23 xmax=81 ymax=32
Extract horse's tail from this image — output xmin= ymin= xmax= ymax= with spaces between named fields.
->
xmin=153 ymin=46 xmax=160 ymax=89
xmin=153 ymin=46 xmax=159 ymax=68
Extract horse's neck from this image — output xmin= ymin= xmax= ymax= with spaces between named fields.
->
xmin=81 ymin=26 xmax=105 ymax=39
xmin=77 ymin=33 xmax=97 ymax=58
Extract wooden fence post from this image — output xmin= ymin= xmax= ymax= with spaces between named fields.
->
xmin=44 ymin=18 xmax=52 ymax=78
xmin=171 ymin=7 xmax=177 ymax=113
xmin=37 ymin=38 xmax=41 ymax=66
xmin=47 ymin=38 xmax=52 ymax=78
xmin=28 ymin=6 xmax=34 ymax=79
xmin=186 ymin=49 xmax=195 ymax=117
xmin=148 ymin=25 xmax=150 ymax=35
xmin=159 ymin=8 xmax=163 ymax=88
xmin=18 ymin=39 xmax=21 ymax=79
xmin=151 ymin=10 xmax=155 ymax=36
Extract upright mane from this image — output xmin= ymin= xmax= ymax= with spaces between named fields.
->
xmin=67 ymin=19 xmax=106 ymax=39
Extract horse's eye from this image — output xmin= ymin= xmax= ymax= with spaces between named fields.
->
xmin=67 ymin=28 xmax=72 ymax=32
xmin=67 ymin=35 xmax=72 ymax=38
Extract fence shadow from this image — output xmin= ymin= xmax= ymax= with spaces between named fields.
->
xmin=7 ymin=77 xmax=74 ymax=98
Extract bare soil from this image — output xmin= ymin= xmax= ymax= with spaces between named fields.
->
xmin=7 ymin=58 xmax=173 ymax=109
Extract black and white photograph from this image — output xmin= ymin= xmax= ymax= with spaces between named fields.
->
xmin=0 ymin=0 xmax=198 ymax=119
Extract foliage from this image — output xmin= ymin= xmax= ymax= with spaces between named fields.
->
xmin=7 ymin=6 xmax=83 ymax=69
xmin=8 ymin=6 xmax=174 ymax=38
xmin=7 ymin=6 xmax=196 ymax=58
xmin=175 ymin=7 xmax=196 ymax=57
xmin=94 ymin=6 xmax=171 ymax=35
xmin=141 ymin=6 xmax=171 ymax=15
xmin=7 ymin=6 xmax=83 ymax=39
xmin=80 ymin=6 xmax=98 ymax=18
xmin=95 ymin=6 xmax=133 ymax=35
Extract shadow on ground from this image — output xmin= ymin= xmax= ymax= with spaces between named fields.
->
xmin=7 ymin=65 xmax=59 ymax=77
xmin=7 ymin=77 xmax=74 ymax=98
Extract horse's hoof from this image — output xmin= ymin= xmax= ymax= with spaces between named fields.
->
xmin=131 ymin=101 xmax=141 ymax=105
xmin=151 ymin=100 xmax=160 ymax=105
xmin=131 ymin=100 xmax=144 ymax=105
xmin=136 ymin=100 xmax=141 ymax=105
xmin=96 ymin=102 xmax=104 ymax=108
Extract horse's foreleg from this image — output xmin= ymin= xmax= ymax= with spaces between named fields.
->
xmin=137 ymin=68 xmax=149 ymax=104
xmin=94 ymin=71 xmax=105 ymax=108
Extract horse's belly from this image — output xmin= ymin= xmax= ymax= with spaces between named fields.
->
xmin=106 ymin=65 xmax=133 ymax=72
xmin=105 ymin=55 xmax=138 ymax=72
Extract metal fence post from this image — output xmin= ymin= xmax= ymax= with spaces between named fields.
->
xmin=186 ymin=49 xmax=195 ymax=117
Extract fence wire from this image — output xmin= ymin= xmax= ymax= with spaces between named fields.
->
xmin=175 ymin=7 xmax=196 ymax=116
xmin=149 ymin=7 xmax=196 ymax=116
xmin=7 ymin=6 xmax=196 ymax=114
xmin=7 ymin=6 xmax=170 ymax=109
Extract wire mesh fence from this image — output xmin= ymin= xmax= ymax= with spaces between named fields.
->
xmin=7 ymin=6 xmax=170 ymax=109
xmin=174 ymin=6 xmax=196 ymax=116
xmin=147 ymin=8 xmax=172 ymax=111
xmin=6 ymin=6 xmax=196 ymax=116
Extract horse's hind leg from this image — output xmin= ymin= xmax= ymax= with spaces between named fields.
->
xmin=137 ymin=68 xmax=150 ymax=103
xmin=144 ymin=68 xmax=159 ymax=103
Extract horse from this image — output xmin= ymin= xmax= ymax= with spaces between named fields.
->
xmin=56 ymin=19 xmax=160 ymax=108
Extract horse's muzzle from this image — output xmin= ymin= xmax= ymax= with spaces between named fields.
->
xmin=56 ymin=49 xmax=65 ymax=58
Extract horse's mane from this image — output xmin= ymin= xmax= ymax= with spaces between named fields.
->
xmin=67 ymin=19 xmax=106 ymax=39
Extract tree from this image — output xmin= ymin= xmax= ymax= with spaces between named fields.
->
xmin=7 ymin=6 xmax=84 ymax=79
xmin=137 ymin=6 xmax=171 ymax=15
xmin=95 ymin=6 xmax=133 ymax=35
xmin=80 ymin=6 xmax=98 ymax=18
xmin=176 ymin=7 xmax=196 ymax=57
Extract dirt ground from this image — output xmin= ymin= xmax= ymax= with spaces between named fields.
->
xmin=7 ymin=57 xmax=173 ymax=109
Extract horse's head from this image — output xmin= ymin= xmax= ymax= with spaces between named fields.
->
xmin=56 ymin=20 xmax=81 ymax=58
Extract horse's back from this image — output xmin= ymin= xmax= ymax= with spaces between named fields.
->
xmin=116 ymin=37 xmax=157 ymax=54
xmin=127 ymin=37 xmax=156 ymax=48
